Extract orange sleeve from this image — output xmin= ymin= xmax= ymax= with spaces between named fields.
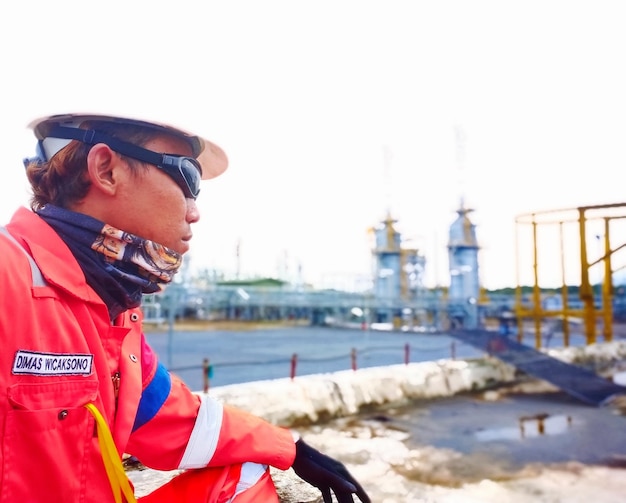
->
xmin=125 ymin=374 xmax=200 ymax=470
xmin=209 ymin=405 xmax=296 ymax=470
xmin=127 ymin=376 xmax=296 ymax=472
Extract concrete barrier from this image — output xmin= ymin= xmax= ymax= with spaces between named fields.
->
xmin=205 ymin=357 xmax=519 ymax=426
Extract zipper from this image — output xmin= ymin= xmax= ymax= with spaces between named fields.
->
xmin=111 ymin=371 xmax=121 ymax=408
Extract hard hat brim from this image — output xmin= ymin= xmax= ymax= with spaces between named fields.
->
xmin=28 ymin=113 xmax=228 ymax=180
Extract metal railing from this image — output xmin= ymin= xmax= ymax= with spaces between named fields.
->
xmin=168 ymin=341 xmax=459 ymax=393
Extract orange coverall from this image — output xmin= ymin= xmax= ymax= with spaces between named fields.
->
xmin=0 ymin=207 xmax=295 ymax=502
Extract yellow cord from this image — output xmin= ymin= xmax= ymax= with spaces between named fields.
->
xmin=85 ymin=403 xmax=137 ymax=503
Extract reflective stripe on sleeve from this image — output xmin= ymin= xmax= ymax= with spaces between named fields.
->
xmin=178 ymin=394 xmax=224 ymax=469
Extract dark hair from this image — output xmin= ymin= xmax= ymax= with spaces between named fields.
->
xmin=26 ymin=121 xmax=157 ymax=210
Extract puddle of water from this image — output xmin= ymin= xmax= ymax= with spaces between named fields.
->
xmin=376 ymin=391 xmax=626 ymax=472
xmin=475 ymin=414 xmax=573 ymax=442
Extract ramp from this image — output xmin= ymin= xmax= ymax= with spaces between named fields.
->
xmin=450 ymin=329 xmax=626 ymax=406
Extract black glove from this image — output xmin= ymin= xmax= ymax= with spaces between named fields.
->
xmin=291 ymin=438 xmax=371 ymax=503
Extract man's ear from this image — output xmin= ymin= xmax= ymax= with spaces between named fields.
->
xmin=85 ymin=143 xmax=124 ymax=196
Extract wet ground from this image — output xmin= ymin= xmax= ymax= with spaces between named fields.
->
xmin=355 ymin=388 xmax=626 ymax=485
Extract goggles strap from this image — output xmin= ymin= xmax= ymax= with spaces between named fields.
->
xmin=46 ymin=125 xmax=163 ymax=166
xmin=85 ymin=403 xmax=137 ymax=503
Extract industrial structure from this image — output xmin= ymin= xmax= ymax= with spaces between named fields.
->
xmin=365 ymin=199 xmax=483 ymax=329
xmin=142 ymin=201 xmax=626 ymax=340
xmin=446 ymin=201 xmax=481 ymax=328
xmin=370 ymin=210 xmax=426 ymax=326
xmin=513 ymin=202 xmax=626 ymax=347
xmin=143 ymin=202 xmax=486 ymax=330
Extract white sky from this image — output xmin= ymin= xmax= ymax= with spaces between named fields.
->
xmin=1 ymin=1 xmax=625 ymax=290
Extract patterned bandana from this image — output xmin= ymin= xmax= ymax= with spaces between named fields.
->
xmin=37 ymin=205 xmax=182 ymax=319
xmin=92 ymin=224 xmax=181 ymax=284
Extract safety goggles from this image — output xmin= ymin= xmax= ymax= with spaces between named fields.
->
xmin=42 ymin=125 xmax=202 ymax=199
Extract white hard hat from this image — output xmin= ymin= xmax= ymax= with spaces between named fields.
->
xmin=27 ymin=113 xmax=228 ymax=180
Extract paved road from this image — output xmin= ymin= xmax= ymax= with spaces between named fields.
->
xmin=145 ymin=326 xmax=485 ymax=390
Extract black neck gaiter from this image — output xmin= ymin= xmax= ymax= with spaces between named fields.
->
xmin=37 ymin=205 xmax=182 ymax=320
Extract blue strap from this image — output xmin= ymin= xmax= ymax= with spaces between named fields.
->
xmin=132 ymin=362 xmax=172 ymax=431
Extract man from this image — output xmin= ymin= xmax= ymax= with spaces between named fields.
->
xmin=0 ymin=113 xmax=370 ymax=503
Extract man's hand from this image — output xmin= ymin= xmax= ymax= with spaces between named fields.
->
xmin=291 ymin=438 xmax=371 ymax=503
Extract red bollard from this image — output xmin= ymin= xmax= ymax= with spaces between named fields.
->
xmin=351 ymin=348 xmax=357 ymax=371
xmin=290 ymin=353 xmax=298 ymax=380
xmin=404 ymin=343 xmax=410 ymax=365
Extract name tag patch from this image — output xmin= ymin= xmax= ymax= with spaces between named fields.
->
xmin=12 ymin=350 xmax=94 ymax=376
